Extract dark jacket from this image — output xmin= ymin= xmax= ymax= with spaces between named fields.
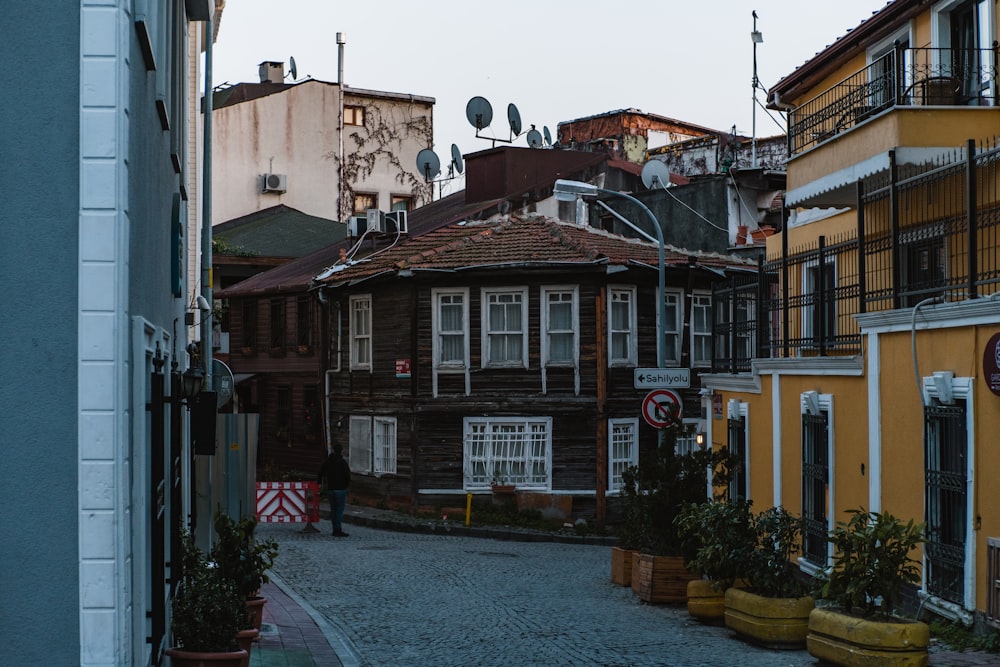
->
xmin=318 ymin=451 xmax=351 ymax=491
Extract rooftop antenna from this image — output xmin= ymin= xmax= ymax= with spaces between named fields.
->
xmin=751 ymin=10 xmax=763 ymax=168
xmin=465 ymin=96 xmax=539 ymax=147
xmin=287 ymin=56 xmax=298 ymax=81
xmin=543 ymin=126 xmax=552 ymax=147
xmin=640 ymin=160 xmax=672 ymax=191
xmin=417 ymin=145 xmax=464 ymax=199
xmin=526 ymin=125 xmax=543 ymax=148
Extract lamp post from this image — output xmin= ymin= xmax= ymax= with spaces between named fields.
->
xmin=553 ymin=179 xmax=666 ymax=369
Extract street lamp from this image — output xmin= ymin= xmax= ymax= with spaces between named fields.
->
xmin=553 ymin=179 xmax=666 ymax=369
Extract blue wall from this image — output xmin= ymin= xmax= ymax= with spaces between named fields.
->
xmin=0 ymin=2 xmax=82 ymax=664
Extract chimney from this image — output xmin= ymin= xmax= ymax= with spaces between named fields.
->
xmin=258 ymin=61 xmax=285 ymax=84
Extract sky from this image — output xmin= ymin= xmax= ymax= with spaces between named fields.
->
xmin=211 ymin=0 xmax=892 ymax=186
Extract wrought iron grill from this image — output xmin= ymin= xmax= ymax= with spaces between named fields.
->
xmin=727 ymin=416 xmax=748 ymax=503
xmin=801 ymin=410 xmax=829 ymax=566
xmin=924 ymin=400 xmax=968 ymax=605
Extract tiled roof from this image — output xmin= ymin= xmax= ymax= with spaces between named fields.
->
xmin=315 ymin=215 xmax=754 ymax=288
xmin=214 ymin=205 xmax=345 ymax=258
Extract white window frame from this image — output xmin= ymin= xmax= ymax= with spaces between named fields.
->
xmin=463 ymin=417 xmax=552 ymax=491
xmin=802 ymin=257 xmax=837 ymax=346
xmin=349 ymin=294 xmax=372 ymax=371
xmin=348 ymin=415 xmax=397 ymax=476
xmin=432 ymin=288 xmax=469 ymax=370
xmin=662 ymin=288 xmax=683 ymax=366
xmin=608 ymin=285 xmax=637 ymax=366
xmin=540 ymin=286 xmax=578 ymax=368
xmin=481 ymin=286 xmax=529 ymax=369
xmin=691 ymin=291 xmax=713 ymax=367
xmin=607 ymin=418 xmax=639 ymax=494
xmin=797 ymin=391 xmax=834 ymax=577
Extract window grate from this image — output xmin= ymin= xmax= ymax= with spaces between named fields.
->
xmin=988 ymin=538 xmax=1000 ymax=627
xmin=924 ymin=400 xmax=967 ymax=605
xmin=802 ymin=411 xmax=829 ymax=566
xmin=727 ymin=416 xmax=747 ymax=503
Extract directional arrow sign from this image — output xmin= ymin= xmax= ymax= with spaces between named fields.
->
xmin=642 ymin=389 xmax=683 ymax=428
xmin=634 ymin=367 xmax=691 ymax=389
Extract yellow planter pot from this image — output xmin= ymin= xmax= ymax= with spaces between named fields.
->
xmin=610 ymin=547 xmax=635 ymax=586
xmin=806 ymin=606 xmax=929 ymax=667
xmin=724 ymin=587 xmax=814 ymax=649
xmin=687 ymin=579 xmax=726 ymax=622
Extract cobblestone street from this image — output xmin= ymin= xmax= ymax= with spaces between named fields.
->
xmin=258 ymin=521 xmax=821 ymax=667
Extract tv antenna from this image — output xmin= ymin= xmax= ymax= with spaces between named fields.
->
xmin=640 ymin=160 xmax=672 ymax=190
xmin=416 ymin=144 xmax=465 ymax=199
xmin=465 ymin=96 xmax=540 ymax=147
xmin=287 ymin=56 xmax=298 ymax=81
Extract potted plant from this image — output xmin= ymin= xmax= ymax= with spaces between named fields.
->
xmin=807 ymin=507 xmax=929 ymax=665
xmin=674 ymin=499 xmax=756 ymax=622
xmin=165 ymin=530 xmax=248 ymax=666
xmin=724 ymin=506 xmax=815 ymax=649
xmin=211 ymin=511 xmax=279 ymax=631
xmin=610 ymin=465 xmax=645 ymax=586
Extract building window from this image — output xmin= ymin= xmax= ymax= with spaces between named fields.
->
xmin=347 ymin=415 xmax=397 ymax=476
xmin=607 ymin=418 xmax=639 ymax=493
xmin=390 ymin=195 xmax=412 ymax=211
xmin=691 ymin=292 xmax=712 ymax=367
xmin=541 ymin=286 xmax=578 ymax=366
xmin=464 ymin=417 xmax=551 ymax=490
xmin=801 ymin=392 xmax=831 ymax=567
xmin=608 ymin=286 xmax=637 ymax=366
xmin=344 ymin=104 xmax=365 ymax=126
xmin=432 ymin=289 xmax=468 ymax=369
xmin=727 ymin=400 xmax=749 ymax=503
xmin=481 ymin=287 xmax=528 ymax=368
xmin=924 ymin=397 xmax=968 ymax=606
xmin=296 ymin=296 xmax=312 ymax=347
xmin=269 ymin=299 xmax=285 ymax=350
xmin=353 ymin=193 xmax=377 ymax=214
xmin=349 ymin=294 xmax=371 ymax=370
xmin=902 ymin=233 xmax=946 ymax=307
xmin=804 ymin=259 xmax=836 ymax=347
xmin=663 ymin=289 xmax=682 ymax=366
xmin=241 ymin=300 xmax=257 ymax=348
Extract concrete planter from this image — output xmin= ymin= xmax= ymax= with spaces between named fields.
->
xmin=687 ymin=578 xmax=726 ymax=623
xmin=610 ymin=547 xmax=635 ymax=586
xmin=806 ymin=606 xmax=929 ymax=666
xmin=724 ymin=587 xmax=814 ymax=649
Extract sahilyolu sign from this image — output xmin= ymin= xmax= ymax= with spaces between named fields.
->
xmin=633 ymin=367 xmax=691 ymax=389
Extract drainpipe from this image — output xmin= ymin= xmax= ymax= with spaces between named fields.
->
xmin=337 ymin=32 xmax=345 ymax=222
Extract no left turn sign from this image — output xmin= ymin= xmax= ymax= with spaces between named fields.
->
xmin=642 ymin=389 xmax=683 ymax=428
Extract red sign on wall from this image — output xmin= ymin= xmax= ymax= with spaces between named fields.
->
xmin=395 ymin=358 xmax=411 ymax=378
xmin=984 ymin=332 xmax=1000 ymax=396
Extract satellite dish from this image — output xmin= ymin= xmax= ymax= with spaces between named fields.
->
xmin=526 ymin=127 xmax=543 ymax=148
xmin=212 ymin=359 xmax=235 ymax=408
xmin=416 ymin=148 xmax=441 ymax=180
xmin=543 ymin=126 xmax=552 ymax=146
xmin=466 ymin=96 xmax=493 ymax=130
xmin=451 ymin=144 xmax=464 ymax=174
xmin=507 ymin=103 xmax=522 ymax=136
xmin=641 ymin=160 xmax=673 ymax=190
xmin=288 ymin=56 xmax=298 ymax=80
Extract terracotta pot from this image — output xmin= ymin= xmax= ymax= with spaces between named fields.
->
xmin=633 ymin=553 xmax=696 ymax=604
xmin=163 ymin=647 xmax=248 ymax=667
xmin=245 ymin=596 xmax=266 ymax=631
xmin=806 ymin=606 xmax=929 ymax=666
xmin=610 ymin=547 xmax=635 ymax=586
xmin=724 ymin=587 xmax=814 ymax=649
xmin=236 ymin=627 xmax=259 ymax=667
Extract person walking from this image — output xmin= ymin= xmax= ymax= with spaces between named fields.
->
xmin=317 ymin=443 xmax=351 ymax=537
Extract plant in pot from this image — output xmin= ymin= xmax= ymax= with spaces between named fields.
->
xmin=211 ymin=510 xmax=280 ymax=634
xmin=610 ymin=465 xmax=647 ymax=586
xmin=724 ymin=506 xmax=815 ymax=649
xmin=674 ymin=498 xmax=756 ymax=622
xmin=806 ymin=507 xmax=929 ymax=666
xmin=624 ymin=423 xmax=735 ymax=603
xmin=166 ymin=530 xmax=248 ymax=666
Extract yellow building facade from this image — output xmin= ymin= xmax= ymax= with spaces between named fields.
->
xmin=705 ymin=0 xmax=1000 ymax=629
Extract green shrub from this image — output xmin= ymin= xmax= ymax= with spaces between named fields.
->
xmin=748 ymin=506 xmax=809 ymax=598
xmin=171 ymin=531 xmax=245 ymax=652
xmin=674 ymin=499 xmax=756 ymax=590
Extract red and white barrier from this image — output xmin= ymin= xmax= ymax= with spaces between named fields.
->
xmin=255 ymin=481 xmax=321 ymax=524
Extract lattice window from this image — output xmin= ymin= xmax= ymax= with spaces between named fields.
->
xmin=924 ymin=399 xmax=968 ymax=605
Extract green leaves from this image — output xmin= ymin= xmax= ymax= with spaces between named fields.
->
xmin=172 ymin=531 xmax=246 ymax=652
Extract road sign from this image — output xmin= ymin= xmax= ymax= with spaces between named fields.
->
xmin=642 ymin=389 xmax=683 ymax=428
xmin=634 ymin=367 xmax=690 ymax=389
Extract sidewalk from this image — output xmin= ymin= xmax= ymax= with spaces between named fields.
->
xmin=246 ymin=504 xmax=999 ymax=667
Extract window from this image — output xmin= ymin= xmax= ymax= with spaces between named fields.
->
xmin=296 ymin=296 xmax=312 ymax=347
xmin=344 ymin=104 xmax=365 ymax=126
xmin=464 ymin=417 xmax=551 ymax=490
xmin=902 ymin=232 xmax=946 ymax=307
xmin=727 ymin=400 xmax=748 ymax=503
xmin=801 ymin=392 xmax=831 ymax=567
xmin=608 ymin=418 xmax=639 ymax=493
xmin=347 ymin=415 xmax=397 ymax=476
xmin=541 ymin=287 xmax=578 ymax=366
xmin=241 ymin=300 xmax=257 ymax=348
xmin=804 ymin=259 xmax=836 ymax=347
xmin=269 ymin=299 xmax=285 ymax=350
xmin=353 ymin=193 xmax=377 ymax=215
xmin=691 ymin=292 xmax=712 ymax=367
xmin=433 ymin=289 xmax=468 ymax=369
xmin=663 ymin=290 xmax=682 ymax=366
xmin=481 ymin=287 xmax=528 ymax=368
xmin=350 ymin=294 xmax=371 ymax=370
xmin=608 ymin=286 xmax=637 ymax=366
xmin=390 ymin=195 xmax=412 ymax=212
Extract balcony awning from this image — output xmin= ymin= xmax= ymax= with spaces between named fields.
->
xmin=785 ymin=146 xmax=961 ymax=208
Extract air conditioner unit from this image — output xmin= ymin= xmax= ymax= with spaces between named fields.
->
xmin=384 ymin=210 xmax=408 ymax=235
xmin=365 ymin=208 xmax=384 ymax=233
xmin=261 ymin=173 xmax=287 ymax=194
xmin=348 ymin=215 xmax=367 ymax=237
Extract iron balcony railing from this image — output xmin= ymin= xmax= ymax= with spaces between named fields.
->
xmin=788 ymin=44 xmax=999 ymax=155
xmin=712 ymin=138 xmax=1000 ymax=373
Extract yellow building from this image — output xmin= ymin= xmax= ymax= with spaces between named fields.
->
xmin=704 ymin=0 xmax=1000 ymax=629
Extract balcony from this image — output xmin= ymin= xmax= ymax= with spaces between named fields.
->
xmin=788 ymin=45 xmax=998 ymax=157
xmin=713 ymin=137 xmax=1000 ymax=373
